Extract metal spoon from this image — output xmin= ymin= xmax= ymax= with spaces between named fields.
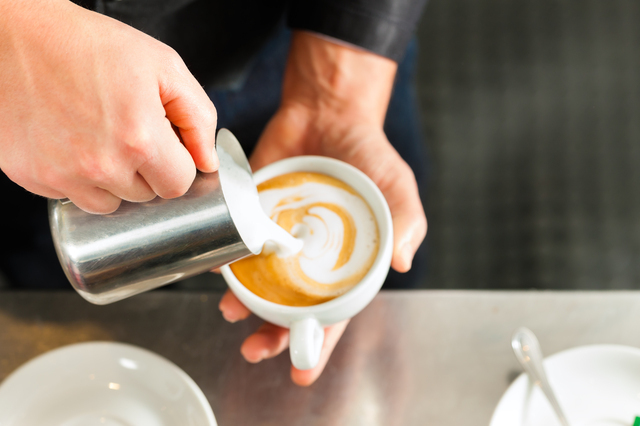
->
xmin=511 ymin=327 xmax=571 ymax=426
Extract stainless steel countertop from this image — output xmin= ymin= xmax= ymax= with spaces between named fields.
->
xmin=1 ymin=290 xmax=640 ymax=425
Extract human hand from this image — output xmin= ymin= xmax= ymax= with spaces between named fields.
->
xmin=219 ymin=290 xmax=350 ymax=386
xmin=219 ymin=32 xmax=427 ymax=385
xmin=0 ymin=0 xmax=218 ymax=214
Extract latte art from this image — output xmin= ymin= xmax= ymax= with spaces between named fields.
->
xmin=230 ymin=172 xmax=379 ymax=306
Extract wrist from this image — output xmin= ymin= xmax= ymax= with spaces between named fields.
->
xmin=0 ymin=0 xmax=83 ymax=48
xmin=282 ymin=31 xmax=397 ymax=126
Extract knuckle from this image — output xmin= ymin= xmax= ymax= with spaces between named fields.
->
xmin=394 ymin=157 xmax=416 ymax=179
xmin=391 ymin=161 xmax=417 ymax=190
xmin=159 ymin=167 xmax=195 ymax=199
xmin=76 ymin=155 xmax=117 ymax=184
xmin=202 ymin=102 xmax=218 ymax=129
xmin=161 ymin=45 xmax=188 ymax=74
xmin=121 ymin=125 xmax=155 ymax=160
xmin=163 ymin=44 xmax=181 ymax=61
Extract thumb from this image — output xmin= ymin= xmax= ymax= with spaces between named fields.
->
xmin=159 ymin=60 xmax=219 ymax=173
xmin=346 ymin=135 xmax=427 ymax=273
xmin=378 ymin=148 xmax=427 ymax=272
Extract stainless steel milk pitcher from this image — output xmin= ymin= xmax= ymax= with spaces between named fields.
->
xmin=49 ymin=129 xmax=259 ymax=305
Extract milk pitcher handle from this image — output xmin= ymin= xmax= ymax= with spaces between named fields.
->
xmin=289 ymin=318 xmax=324 ymax=370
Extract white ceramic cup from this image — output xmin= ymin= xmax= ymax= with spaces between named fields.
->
xmin=221 ymin=156 xmax=393 ymax=370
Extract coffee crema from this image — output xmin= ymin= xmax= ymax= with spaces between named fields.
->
xmin=230 ymin=172 xmax=380 ymax=307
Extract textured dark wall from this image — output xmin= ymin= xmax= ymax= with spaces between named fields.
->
xmin=418 ymin=0 xmax=640 ymax=289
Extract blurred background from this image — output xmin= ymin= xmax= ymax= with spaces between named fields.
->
xmin=418 ymin=0 xmax=640 ymax=290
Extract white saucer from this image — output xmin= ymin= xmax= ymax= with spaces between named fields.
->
xmin=491 ymin=344 xmax=640 ymax=426
xmin=0 ymin=342 xmax=216 ymax=426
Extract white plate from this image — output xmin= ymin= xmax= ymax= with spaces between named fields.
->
xmin=0 ymin=342 xmax=216 ymax=426
xmin=491 ymin=345 xmax=640 ymax=426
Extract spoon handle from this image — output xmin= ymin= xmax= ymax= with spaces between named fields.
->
xmin=512 ymin=327 xmax=571 ymax=426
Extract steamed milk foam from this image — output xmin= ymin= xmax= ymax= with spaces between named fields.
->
xmin=230 ymin=172 xmax=379 ymax=307
xmin=217 ymin=144 xmax=303 ymax=257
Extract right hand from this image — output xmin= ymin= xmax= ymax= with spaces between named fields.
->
xmin=0 ymin=0 xmax=218 ymax=213
xmin=219 ymin=290 xmax=350 ymax=387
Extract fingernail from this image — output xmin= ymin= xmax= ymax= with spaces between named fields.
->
xmin=220 ymin=308 xmax=238 ymax=323
xmin=401 ymin=244 xmax=413 ymax=269
xmin=242 ymin=348 xmax=268 ymax=364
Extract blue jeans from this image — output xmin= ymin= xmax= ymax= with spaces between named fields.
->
xmin=208 ymin=27 xmax=428 ymax=289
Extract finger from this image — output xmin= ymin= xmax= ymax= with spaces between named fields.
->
xmin=66 ymin=186 xmax=122 ymax=214
xmin=101 ymin=172 xmax=156 ymax=203
xmin=383 ymin=164 xmax=427 ymax=272
xmin=355 ymin=139 xmax=427 ymax=273
xmin=291 ymin=319 xmax=349 ymax=386
xmin=240 ymin=322 xmax=290 ymax=363
xmin=137 ymin=118 xmax=197 ymax=199
xmin=160 ymin=59 xmax=218 ymax=173
xmin=209 ymin=268 xmax=221 ymax=274
xmin=218 ymin=290 xmax=251 ymax=323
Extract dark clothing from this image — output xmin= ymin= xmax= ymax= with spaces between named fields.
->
xmin=78 ymin=0 xmax=427 ymax=88
xmin=288 ymin=0 xmax=427 ymax=62
xmin=0 ymin=0 xmax=428 ymax=289
xmin=0 ymin=181 xmax=64 ymax=289
xmin=96 ymin=0 xmax=289 ymax=89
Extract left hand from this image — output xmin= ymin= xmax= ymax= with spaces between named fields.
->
xmin=219 ymin=31 xmax=427 ymax=386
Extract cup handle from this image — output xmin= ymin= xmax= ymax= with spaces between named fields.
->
xmin=289 ymin=318 xmax=324 ymax=370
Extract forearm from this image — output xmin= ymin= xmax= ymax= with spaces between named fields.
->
xmin=282 ymin=31 xmax=397 ymax=126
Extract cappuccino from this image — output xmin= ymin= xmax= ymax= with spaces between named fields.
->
xmin=230 ymin=172 xmax=379 ymax=306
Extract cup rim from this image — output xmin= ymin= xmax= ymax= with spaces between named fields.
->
xmin=220 ymin=155 xmax=393 ymax=315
